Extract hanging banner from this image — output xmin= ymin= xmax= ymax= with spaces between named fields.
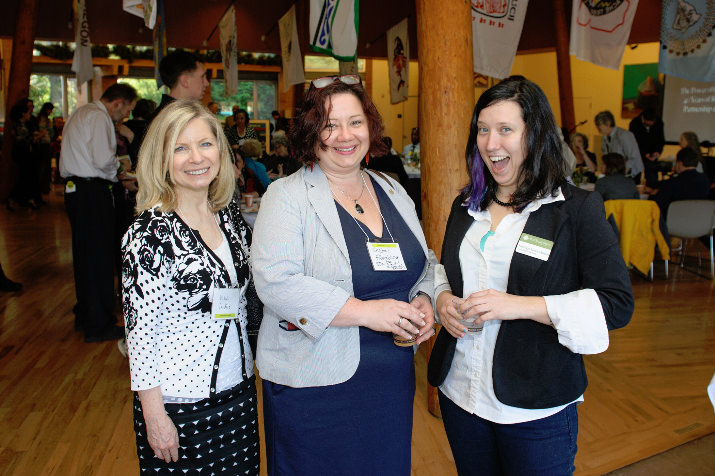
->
xmin=123 ymin=0 xmax=158 ymax=29
xmin=219 ymin=5 xmax=239 ymax=96
xmin=72 ymin=0 xmax=94 ymax=89
xmin=569 ymin=0 xmax=639 ymax=70
xmin=387 ymin=18 xmax=409 ymax=104
xmin=279 ymin=4 xmax=306 ymax=92
xmin=309 ymin=0 xmax=359 ymax=61
xmin=471 ymin=0 xmax=530 ymax=79
xmin=659 ymin=0 xmax=715 ymax=82
xmin=153 ymin=0 xmax=166 ymax=88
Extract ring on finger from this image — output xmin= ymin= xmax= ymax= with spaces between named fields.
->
xmin=397 ymin=317 xmax=403 ymax=327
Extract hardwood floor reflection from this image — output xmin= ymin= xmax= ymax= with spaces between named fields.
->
xmin=0 ymin=187 xmax=713 ymax=475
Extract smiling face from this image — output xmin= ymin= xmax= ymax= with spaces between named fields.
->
xmin=477 ymin=100 xmax=527 ymax=197
xmin=316 ymin=92 xmax=370 ymax=175
xmin=171 ymin=118 xmax=220 ymax=198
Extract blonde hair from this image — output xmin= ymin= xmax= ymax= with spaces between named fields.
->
xmin=241 ymin=138 xmax=263 ymax=158
xmin=136 ymin=100 xmax=235 ymax=214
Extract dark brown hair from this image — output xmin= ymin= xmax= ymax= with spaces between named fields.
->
xmin=602 ymin=153 xmax=626 ymax=176
xmin=291 ymin=80 xmax=387 ymax=164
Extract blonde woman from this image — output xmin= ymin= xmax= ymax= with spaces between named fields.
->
xmin=122 ymin=100 xmax=260 ymax=474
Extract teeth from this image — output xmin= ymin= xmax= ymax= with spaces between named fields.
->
xmin=335 ymin=146 xmax=356 ymax=152
xmin=490 ymin=156 xmax=508 ymax=162
xmin=186 ymin=168 xmax=209 ymax=175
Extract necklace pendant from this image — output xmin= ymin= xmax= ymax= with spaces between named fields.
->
xmin=355 ymin=202 xmax=365 ymax=214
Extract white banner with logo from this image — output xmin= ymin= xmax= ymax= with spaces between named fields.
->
xmin=387 ymin=18 xmax=409 ymax=104
xmin=279 ymin=4 xmax=306 ymax=92
xmin=472 ymin=0 xmax=529 ymax=79
xmin=72 ymin=0 xmax=94 ymax=88
xmin=570 ymin=0 xmax=639 ymax=70
xmin=123 ymin=0 xmax=158 ymax=29
xmin=659 ymin=0 xmax=715 ymax=82
xmin=310 ymin=0 xmax=358 ymax=61
xmin=219 ymin=5 xmax=238 ymax=96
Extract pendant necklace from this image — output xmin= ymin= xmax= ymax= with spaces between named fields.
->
xmin=330 ymin=173 xmax=366 ymax=214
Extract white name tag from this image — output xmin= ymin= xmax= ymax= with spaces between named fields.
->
xmin=212 ymin=288 xmax=241 ymax=319
xmin=515 ymin=233 xmax=553 ymax=261
xmin=366 ymin=242 xmax=407 ymax=271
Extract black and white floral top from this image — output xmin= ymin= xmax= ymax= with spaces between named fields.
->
xmin=122 ymin=200 xmax=256 ymax=399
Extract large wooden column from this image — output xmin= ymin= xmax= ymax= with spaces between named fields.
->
xmin=0 ymin=0 xmax=40 ymax=201
xmin=416 ymin=0 xmax=473 ymax=417
xmin=554 ymin=0 xmax=575 ymax=132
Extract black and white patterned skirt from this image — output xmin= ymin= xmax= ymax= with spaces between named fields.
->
xmin=133 ymin=376 xmax=259 ymax=475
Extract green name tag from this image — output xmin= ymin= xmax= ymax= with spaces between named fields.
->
xmin=515 ymin=233 xmax=553 ymax=261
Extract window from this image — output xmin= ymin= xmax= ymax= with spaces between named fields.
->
xmin=210 ymin=79 xmax=276 ymax=121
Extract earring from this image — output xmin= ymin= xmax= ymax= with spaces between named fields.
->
xmin=365 ymin=153 xmax=370 ymax=166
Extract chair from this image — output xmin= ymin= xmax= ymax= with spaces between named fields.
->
xmin=604 ymin=199 xmax=670 ymax=279
xmin=666 ymin=200 xmax=715 ymax=279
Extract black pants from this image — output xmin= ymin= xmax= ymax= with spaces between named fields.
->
xmin=64 ymin=177 xmax=117 ymax=336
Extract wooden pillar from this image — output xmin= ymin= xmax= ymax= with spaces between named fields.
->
xmin=554 ymin=0 xmax=575 ymax=133
xmin=0 ymin=0 xmax=39 ymax=201
xmin=416 ymin=0 xmax=473 ymax=417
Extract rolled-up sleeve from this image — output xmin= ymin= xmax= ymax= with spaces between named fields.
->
xmin=251 ymin=181 xmax=351 ymax=341
xmin=544 ymin=289 xmax=608 ymax=354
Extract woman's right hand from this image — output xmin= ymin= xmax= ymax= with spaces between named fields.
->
xmin=334 ymin=297 xmax=426 ymax=341
xmin=436 ymin=291 xmax=468 ymax=339
xmin=138 ymin=387 xmax=179 ymax=463
xmin=145 ymin=413 xmax=180 ymax=463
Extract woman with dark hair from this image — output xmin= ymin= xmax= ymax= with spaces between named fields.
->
xmin=570 ymin=131 xmax=597 ymax=182
xmin=8 ymin=98 xmax=37 ymax=209
xmin=223 ymin=108 xmax=257 ymax=151
xmin=35 ymin=102 xmax=55 ymax=197
xmin=251 ymin=75 xmax=436 ymax=475
xmin=428 ymin=77 xmax=633 ymax=475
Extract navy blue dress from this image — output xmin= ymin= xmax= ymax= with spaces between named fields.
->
xmin=262 ymin=176 xmax=425 ymax=475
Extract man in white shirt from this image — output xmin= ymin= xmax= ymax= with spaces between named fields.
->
xmin=60 ymin=83 xmax=137 ymax=342
xmin=595 ymin=110 xmax=644 ymax=184
xmin=402 ymin=127 xmax=420 ymax=164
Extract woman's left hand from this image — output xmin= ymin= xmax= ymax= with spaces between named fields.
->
xmin=458 ymin=289 xmax=551 ymax=326
xmin=410 ymin=294 xmax=436 ymax=344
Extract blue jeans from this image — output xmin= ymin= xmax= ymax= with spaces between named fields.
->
xmin=438 ymin=391 xmax=578 ymax=476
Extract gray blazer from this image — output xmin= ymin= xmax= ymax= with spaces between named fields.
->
xmin=252 ymin=165 xmax=435 ymax=387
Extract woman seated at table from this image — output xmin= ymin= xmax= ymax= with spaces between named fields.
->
xmin=122 ymin=100 xmax=261 ymax=474
xmin=428 ymin=77 xmax=633 ymax=475
xmin=241 ymin=138 xmax=273 ymax=192
xmin=680 ymin=131 xmax=706 ymax=175
xmin=570 ymin=132 xmax=597 ymax=182
xmin=224 ymin=108 xmax=257 ymax=149
xmin=595 ymin=152 xmax=640 ymax=201
xmin=251 ymin=74 xmax=436 ymax=475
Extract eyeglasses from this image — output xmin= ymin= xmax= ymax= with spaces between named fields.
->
xmin=310 ymin=74 xmax=362 ymax=89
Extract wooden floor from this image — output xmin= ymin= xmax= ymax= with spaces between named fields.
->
xmin=1 ymin=187 xmax=713 ymax=475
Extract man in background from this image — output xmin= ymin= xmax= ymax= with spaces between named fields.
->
xmin=153 ymin=50 xmax=209 ymax=118
xmin=629 ymin=108 xmax=666 ymax=187
xmin=595 ymin=110 xmax=644 ymax=184
xmin=60 ymin=83 xmax=137 ymax=342
xmin=402 ymin=127 xmax=420 ymax=164
xmin=648 ymin=147 xmax=710 ymax=219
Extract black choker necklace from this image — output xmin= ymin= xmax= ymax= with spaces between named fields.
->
xmin=493 ymin=195 xmax=517 ymax=208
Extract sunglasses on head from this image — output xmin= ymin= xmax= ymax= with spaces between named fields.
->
xmin=310 ymin=74 xmax=362 ymax=89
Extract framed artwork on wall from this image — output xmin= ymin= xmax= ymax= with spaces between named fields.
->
xmin=622 ymin=63 xmax=663 ymax=119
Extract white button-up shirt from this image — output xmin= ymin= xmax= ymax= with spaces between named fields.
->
xmin=59 ymin=100 xmax=119 ymax=181
xmin=434 ymin=189 xmax=609 ymax=424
